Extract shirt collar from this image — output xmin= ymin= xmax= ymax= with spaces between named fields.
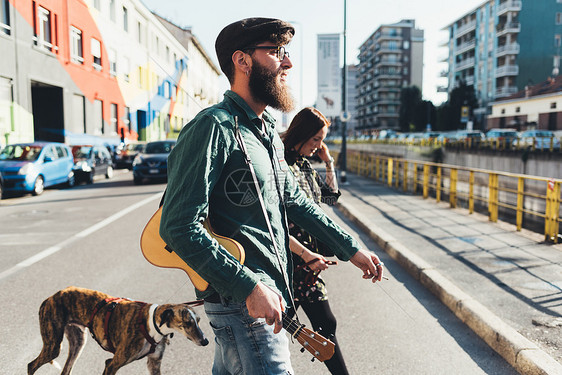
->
xmin=223 ymin=90 xmax=277 ymax=133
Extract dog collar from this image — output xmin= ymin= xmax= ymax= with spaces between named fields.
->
xmin=148 ymin=304 xmax=165 ymax=340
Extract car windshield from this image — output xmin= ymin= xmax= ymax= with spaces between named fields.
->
xmin=127 ymin=143 xmax=145 ymax=151
xmin=0 ymin=145 xmax=43 ymax=161
xmin=72 ymin=146 xmax=92 ymax=159
xmin=145 ymin=142 xmax=174 ymax=154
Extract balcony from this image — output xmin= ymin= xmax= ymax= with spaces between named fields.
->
xmin=455 ymin=57 xmax=475 ymax=71
xmin=497 ymin=0 xmax=522 ymax=16
xmin=496 ymin=22 xmax=521 ymax=37
xmin=437 ymin=85 xmax=449 ymax=93
xmin=439 ymin=70 xmax=449 ymax=78
xmin=495 ymin=86 xmax=519 ymax=98
xmin=456 ymin=39 xmax=476 ymax=55
xmin=496 ymin=43 xmax=520 ymax=57
xmin=495 ymin=64 xmax=519 ymax=77
xmin=464 ymin=75 xmax=475 ymax=86
xmin=455 ymin=19 xmax=477 ymax=37
xmin=378 ymin=32 xmax=403 ymax=41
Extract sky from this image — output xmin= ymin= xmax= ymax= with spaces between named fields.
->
xmin=140 ymin=0 xmax=485 ymax=113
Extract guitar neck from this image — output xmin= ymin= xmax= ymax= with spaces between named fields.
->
xmin=281 ymin=312 xmax=304 ymax=336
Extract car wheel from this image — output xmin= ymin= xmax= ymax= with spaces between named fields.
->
xmin=106 ymin=165 xmax=114 ymax=179
xmin=67 ymin=172 xmax=75 ymax=188
xmin=32 ymin=176 xmax=45 ymax=196
xmin=0 ymin=182 xmax=3 ymax=200
xmin=134 ymin=176 xmax=143 ymax=185
xmin=87 ymin=170 xmax=94 ymax=184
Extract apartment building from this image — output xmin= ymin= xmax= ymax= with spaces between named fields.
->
xmin=356 ymin=19 xmax=424 ymax=131
xmin=0 ymin=0 xmax=219 ymax=147
xmin=441 ymin=0 xmax=562 ymax=126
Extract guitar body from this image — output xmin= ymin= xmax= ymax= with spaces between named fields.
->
xmin=140 ymin=206 xmax=334 ymax=362
xmin=140 ymin=206 xmax=245 ymax=291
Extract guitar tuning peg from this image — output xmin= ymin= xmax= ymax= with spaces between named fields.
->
xmin=311 ymin=357 xmax=315 ymax=362
xmin=300 ymin=348 xmax=305 ymax=353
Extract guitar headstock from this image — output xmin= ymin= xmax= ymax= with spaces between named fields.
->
xmin=294 ymin=326 xmax=335 ymax=362
xmin=282 ymin=313 xmax=335 ymax=362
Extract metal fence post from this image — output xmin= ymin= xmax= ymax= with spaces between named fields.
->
xmin=450 ymin=168 xmax=458 ymax=208
xmin=489 ymin=173 xmax=499 ymax=222
xmin=423 ymin=164 xmax=429 ymax=199
xmin=387 ymin=158 xmax=393 ymax=187
xmin=413 ymin=162 xmax=418 ymax=194
xmin=436 ymin=166 xmax=442 ymax=203
xmin=469 ymin=171 xmax=474 ymax=214
xmin=545 ymin=180 xmax=560 ymax=243
xmin=395 ymin=159 xmax=400 ymax=188
xmin=516 ymin=177 xmax=524 ymax=231
xmin=403 ymin=161 xmax=409 ymax=192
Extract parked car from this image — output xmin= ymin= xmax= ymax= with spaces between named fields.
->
xmin=71 ymin=145 xmax=114 ymax=184
xmin=114 ymin=141 xmax=146 ymax=169
xmin=486 ymin=128 xmax=518 ymax=149
xmin=456 ymin=130 xmax=485 ymax=147
xmin=0 ymin=142 xmax=75 ymax=196
xmin=0 ymin=170 xmax=4 ymax=199
xmin=132 ymin=140 xmax=176 ymax=184
xmin=513 ymin=130 xmax=561 ymax=150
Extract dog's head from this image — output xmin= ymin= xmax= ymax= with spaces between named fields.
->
xmin=158 ymin=304 xmax=209 ymax=346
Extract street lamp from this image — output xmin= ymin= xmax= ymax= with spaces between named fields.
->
xmin=340 ymin=0 xmax=348 ymax=184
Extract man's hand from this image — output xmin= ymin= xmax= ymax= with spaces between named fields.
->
xmin=246 ymin=282 xmax=284 ymax=333
xmin=349 ymin=249 xmax=384 ymax=283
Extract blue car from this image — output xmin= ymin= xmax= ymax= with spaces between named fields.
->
xmin=0 ymin=142 xmax=75 ymax=196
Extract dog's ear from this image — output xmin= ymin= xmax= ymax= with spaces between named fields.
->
xmin=159 ymin=309 xmax=174 ymax=328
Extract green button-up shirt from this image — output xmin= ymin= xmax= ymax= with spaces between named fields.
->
xmin=160 ymin=90 xmax=360 ymax=304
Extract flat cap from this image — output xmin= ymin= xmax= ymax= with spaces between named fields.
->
xmin=215 ymin=18 xmax=295 ymax=77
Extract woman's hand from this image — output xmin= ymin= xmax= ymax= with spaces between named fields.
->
xmin=301 ymin=250 xmax=329 ymax=272
xmin=316 ymin=142 xmax=332 ymax=164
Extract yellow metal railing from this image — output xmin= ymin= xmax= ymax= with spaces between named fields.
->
xmin=332 ymin=151 xmax=562 ymax=243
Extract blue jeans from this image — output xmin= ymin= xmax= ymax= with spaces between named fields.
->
xmin=204 ymin=300 xmax=294 ymax=375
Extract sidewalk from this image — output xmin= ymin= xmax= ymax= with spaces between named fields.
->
xmin=335 ymin=172 xmax=562 ymax=375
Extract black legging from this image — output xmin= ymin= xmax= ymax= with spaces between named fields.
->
xmin=291 ymin=300 xmax=349 ymax=375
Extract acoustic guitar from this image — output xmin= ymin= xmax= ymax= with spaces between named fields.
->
xmin=140 ymin=206 xmax=335 ymax=362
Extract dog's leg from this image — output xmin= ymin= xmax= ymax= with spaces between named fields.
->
xmin=60 ymin=324 xmax=87 ymax=375
xmin=146 ymin=338 xmax=168 ymax=375
xmin=102 ymin=350 xmax=136 ymax=375
xmin=28 ymin=299 xmax=65 ymax=375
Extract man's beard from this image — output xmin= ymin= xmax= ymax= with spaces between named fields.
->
xmin=249 ymin=60 xmax=294 ymax=113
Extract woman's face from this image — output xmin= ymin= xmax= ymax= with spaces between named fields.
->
xmin=295 ymin=126 xmax=328 ymax=157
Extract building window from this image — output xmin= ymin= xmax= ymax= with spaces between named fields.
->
xmin=70 ymin=26 xmax=83 ymax=63
xmin=110 ymin=103 xmax=118 ymax=134
xmin=166 ymin=46 xmax=170 ymax=63
xmin=93 ymin=0 xmax=101 ymax=11
xmin=36 ymin=6 xmax=53 ymax=51
xmin=138 ymin=66 xmax=143 ymax=88
xmin=552 ymin=102 xmax=557 ymax=109
xmin=403 ymin=41 xmax=410 ymax=49
xmin=108 ymin=48 xmax=117 ymax=76
xmin=501 ymin=108 xmax=505 ymax=114
xmin=109 ymin=0 xmax=115 ymax=22
xmin=0 ymin=0 xmax=10 ymax=35
xmin=122 ymin=6 xmax=128 ymax=32
xmin=515 ymin=107 xmax=520 ymax=113
xmin=123 ymin=57 xmax=130 ymax=82
xmin=557 ymin=13 xmax=562 ymax=25
xmin=556 ymin=35 xmax=561 ymax=48
xmin=91 ymin=38 xmax=102 ymax=71
xmin=124 ymin=106 xmax=131 ymax=132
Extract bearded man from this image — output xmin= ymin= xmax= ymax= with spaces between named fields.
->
xmin=160 ymin=18 xmax=384 ymax=374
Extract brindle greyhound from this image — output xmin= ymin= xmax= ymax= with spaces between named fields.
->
xmin=28 ymin=286 xmax=209 ymax=375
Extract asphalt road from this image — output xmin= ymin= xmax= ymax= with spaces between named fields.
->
xmin=0 ymin=170 xmax=517 ymax=374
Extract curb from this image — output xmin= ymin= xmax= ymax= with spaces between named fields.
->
xmin=336 ymin=200 xmax=562 ymax=375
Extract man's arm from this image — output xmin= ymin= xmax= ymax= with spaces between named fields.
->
xmin=160 ymin=114 xmax=260 ymax=301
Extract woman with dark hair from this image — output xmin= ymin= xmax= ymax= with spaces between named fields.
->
xmin=282 ymin=107 xmax=349 ymax=375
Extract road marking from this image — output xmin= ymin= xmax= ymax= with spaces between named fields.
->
xmin=0 ymin=192 xmax=162 ymax=282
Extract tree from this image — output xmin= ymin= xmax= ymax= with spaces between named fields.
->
xmin=399 ymin=86 xmax=422 ymax=132
xmin=437 ymin=81 xmax=479 ymax=130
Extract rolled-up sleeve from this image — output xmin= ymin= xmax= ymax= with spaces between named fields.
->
xmin=159 ymin=113 xmax=259 ymax=302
